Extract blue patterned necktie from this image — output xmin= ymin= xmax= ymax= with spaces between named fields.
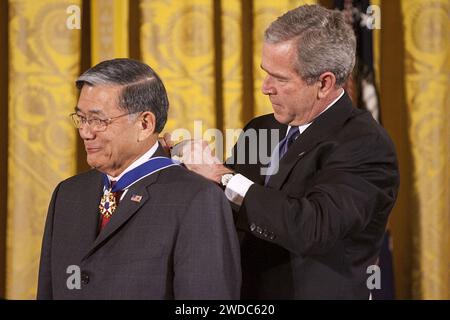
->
xmin=278 ymin=126 xmax=300 ymax=159
xmin=264 ymin=126 xmax=300 ymax=185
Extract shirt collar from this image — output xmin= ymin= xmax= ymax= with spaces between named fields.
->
xmin=286 ymin=88 xmax=345 ymax=136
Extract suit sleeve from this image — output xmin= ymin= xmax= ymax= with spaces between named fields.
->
xmin=173 ymin=184 xmax=241 ymax=299
xmin=36 ymin=183 xmax=61 ymax=300
xmin=236 ymin=133 xmax=399 ymax=256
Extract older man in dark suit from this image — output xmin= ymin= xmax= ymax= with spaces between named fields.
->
xmin=173 ymin=5 xmax=399 ymax=299
xmin=37 ymin=59 xmax=241 ymax=300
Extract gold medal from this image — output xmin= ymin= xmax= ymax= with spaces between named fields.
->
xmin=99 ymin=189 xmax=118 ymax=218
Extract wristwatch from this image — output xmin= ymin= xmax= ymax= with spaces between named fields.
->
xmin=220 ymin=173 xmax=235 ymax=189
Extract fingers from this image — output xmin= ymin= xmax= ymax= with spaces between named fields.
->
xmin=158 ymin=137 xmax=170 ymax=156
xmin=171 ymin=140 xmax=191 ymax=159
xmin=163 ymin=132 xmax=174 ymax=148
xmin=180 ymin=140 xmax=221 ymax=165
xmin=166 ymin=138 xmax=222 ymax=166
xmin=175 ymin=140 xmax=224 ymax=182
xmin=158 ymin=132 xmax=175 ymax=156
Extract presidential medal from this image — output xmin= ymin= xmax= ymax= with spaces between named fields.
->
xmin=99 ymin=189 xmax=117 ymax=218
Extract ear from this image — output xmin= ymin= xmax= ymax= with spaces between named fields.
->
xmin=317 ymin=72 xmax=337 ymax=99
xmin=137 ymin=111 xmax=156 ymax=142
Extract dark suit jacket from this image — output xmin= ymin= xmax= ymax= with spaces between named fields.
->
xmin=37 ymin=146 xmax=241 ymax=299
xmin=227 ymin=93 xmax=399 ymax=299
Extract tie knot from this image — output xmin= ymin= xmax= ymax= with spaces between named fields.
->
xmin=277 ymin=126 xmax=301 ymax=160
xmin=110 ymin=180 xmax=117 ymax=189
xmin=286 ymin=126 xmax=300 ymax=146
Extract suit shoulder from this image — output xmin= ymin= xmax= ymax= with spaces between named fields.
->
xmin=344 ymin=109 xmax=387 ymax=136
xmin=154 ymin=166 xmax=227 ymax=209
xmin=341 ymin=109 xmax=396 ymax=150
xmin=158 ymin=165 xmax=221 ymax=191
xmin=243 ymin=114 xmax=285 ymax=131
xmin=58 ymin=169 xmax=101 ymax=188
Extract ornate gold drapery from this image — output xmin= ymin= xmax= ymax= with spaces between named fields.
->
xmin=1 ymin=0 xmax=448 ymax=300
xmin=401 ymin=0 xmax=450 ymax=299
xmin=91 ymin=0 xmax=129 ymax=64
xmin=6 ymin=0 xmax=81 ymax=299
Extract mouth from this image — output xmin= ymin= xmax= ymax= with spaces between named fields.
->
xmin=85 ymin=146 xmax=101 ymax=154
xmin=270 ymin=98 xmax=281 ymax=107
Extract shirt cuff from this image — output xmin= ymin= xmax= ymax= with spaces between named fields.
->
xmin=224 ymin=174 xmax=254 ymax=207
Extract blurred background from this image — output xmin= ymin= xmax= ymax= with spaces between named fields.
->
xmin=0 ymin=0 xmax=448 ymax=300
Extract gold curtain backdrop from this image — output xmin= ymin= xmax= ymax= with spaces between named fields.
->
xmin=401 ymin=0 xmax=450 ymax=299
xmin=91 ymin=0 xmax=129 ymax=64
xmin=0 ymin=0 xmax=449 ymax=300
xmin=7 ymin=0 xmax=81 ymax=299
xmin=140 ymin=0 xmax=216 ymax=135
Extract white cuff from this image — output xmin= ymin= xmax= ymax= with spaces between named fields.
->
xmin=224 ymin=174 xmax=254 ymax=207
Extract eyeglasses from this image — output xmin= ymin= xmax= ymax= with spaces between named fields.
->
xmin=70 ymin=112 xmax=139 ymax=132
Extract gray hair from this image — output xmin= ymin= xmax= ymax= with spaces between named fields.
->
xmin=76 ymin=58 xmax=168 ymax=132
xmin=264 ymin=4 xmax=356 ymax=86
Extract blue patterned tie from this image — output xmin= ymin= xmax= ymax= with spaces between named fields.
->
xmin=278 ymin=126 xmax=300 ymax=160
xmin=265 ymin=126 xmax=300 ymax=185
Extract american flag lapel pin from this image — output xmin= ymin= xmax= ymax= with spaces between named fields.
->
xmin=130 ymin=194 xmax=143 ymax=203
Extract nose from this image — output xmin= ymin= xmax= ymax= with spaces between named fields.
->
xmin=262 ymin=75 xmax=275 ymax=96
xmin=78 ymin=124 xmax=95 ymax=140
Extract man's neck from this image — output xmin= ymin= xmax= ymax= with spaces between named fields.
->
xmin=291 ymin=88 xmax=344 ymax=126
xmin=108 ymin=138 xmax=159 ymax=180
xmin=321 ymin=88 xmax=345 ymax=110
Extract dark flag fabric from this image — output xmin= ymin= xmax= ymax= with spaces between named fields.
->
xmin=334 ymin=0 xmax=395 ymax=300
xmin=334 ymin=0 xmax=381 ymax=123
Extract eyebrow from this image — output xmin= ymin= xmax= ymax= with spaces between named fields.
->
xmin=74 ymin=106 xmax=104 ymax=116
xmin=260 ymin=64 xmax=289 ymax=80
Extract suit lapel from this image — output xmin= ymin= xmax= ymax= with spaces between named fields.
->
xmin=82 ymin=174 xmax=158 ymax=261
xmin=78 ymin=172 xmax=104 ymax=251
xmin=82 ymin=144 xmax=170 ymax=261
xmin=266 ymin=93 xmax=355 ymax=190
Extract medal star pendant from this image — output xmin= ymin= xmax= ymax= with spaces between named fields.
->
xmin=99 ymin=189 xmax=117 ymax=218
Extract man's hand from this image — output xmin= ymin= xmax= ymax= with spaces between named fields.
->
xmin=172 ymin=139 xmax=233 ymax=183
xmin=158 ymin=132 xmax=175 ymax=156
